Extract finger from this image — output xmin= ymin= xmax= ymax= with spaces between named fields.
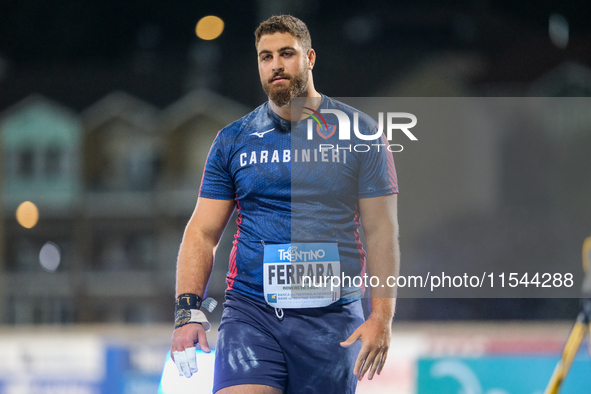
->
xmin=172 ymin=351 xmax=183 ymax=376
xmin=356 ymin=358 xmax=366 ymax=379
xmin=359 ymin=349 xmax=379 ymax=381
xmin=196 ymin=326 xmax=211 ymax=353
xmin=368 ymin=349 xmax=384 ymax=380
xmin=340 ymin=329 xmax=361 ymax=348
xmin=185 ymin=347 xmax=198 ymax=374
xmin=354 ymin=346 xmax=370 ymax=376
xmin=376 ymin=348 xmax=388 ymax=376
xmin=175 ymin=350 xmax=192 ymax=378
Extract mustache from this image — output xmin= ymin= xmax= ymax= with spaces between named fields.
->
xmin=268 ymin=72 xmax=291 ymax=83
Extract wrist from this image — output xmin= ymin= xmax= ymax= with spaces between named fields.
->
xmin=174 ymin=293 xmax=217 ymax=331
xmin=369 ymin=298 xmax=395 ymax=324
xmin=174 ymin=293 xmax=204 ymax=330
xmin=176 ymin=293 xmax=203 ymax=310
xmin=369 ymin=311 xmax=394 ymax=325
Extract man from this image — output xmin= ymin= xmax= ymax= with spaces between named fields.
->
xmin=171 ymin=15 xmax=400 ymax=394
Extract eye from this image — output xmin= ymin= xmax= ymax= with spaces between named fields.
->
xmin=282 ymin=52 xmax=293 ymax=57
xmin=261 ymin=54 xmax=271 ymax=61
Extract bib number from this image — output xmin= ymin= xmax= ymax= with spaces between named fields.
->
xmin=263 ymin=243 xmax=341 ymax=308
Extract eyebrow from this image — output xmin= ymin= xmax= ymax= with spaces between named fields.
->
xmin=258 ymin=46 xmax=297 ymax=56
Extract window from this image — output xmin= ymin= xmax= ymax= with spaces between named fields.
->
xmin=45 ymin=146 xmax=63 ymax=177
xmin=17 ymin=148 xmax=35 ymax=178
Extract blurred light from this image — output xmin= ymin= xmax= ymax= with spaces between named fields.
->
xmin=16 ymin=201 xmax=39 ymax=229
xmin=549 ymin=14 xmax=569 ymax=49
xmin=159 ymin=350 xmax=215 ymax=393
xmin=196 ymin=16 xmax=224 ymax=40
xmin=39 ymin=242 xmax=61 ymax=272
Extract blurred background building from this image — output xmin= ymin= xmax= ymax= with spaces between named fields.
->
xmin=0 ymin=0 xmax=590 ymax=393
xmin=0 ymin=89 xmax=249 ymax=325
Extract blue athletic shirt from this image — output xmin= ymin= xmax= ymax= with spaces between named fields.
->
xmin=199 ymin=95 xmax=398 ymax=302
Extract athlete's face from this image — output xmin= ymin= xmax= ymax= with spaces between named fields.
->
xmin=257 ymin=33 xmax=312 ymax=107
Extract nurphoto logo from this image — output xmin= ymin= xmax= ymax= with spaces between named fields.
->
xmin=304 ymin=108 xmax=418 ymax=152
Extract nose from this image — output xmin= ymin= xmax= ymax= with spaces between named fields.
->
xmin=272 ymin=56 xmax=284 ymax=73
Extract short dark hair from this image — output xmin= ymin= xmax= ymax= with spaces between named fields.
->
xmin=254 ymin=15 xmax=312 ymax=52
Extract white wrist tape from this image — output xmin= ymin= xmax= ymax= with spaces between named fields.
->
xmin=189 ymin=309 xmax=211 ymax=332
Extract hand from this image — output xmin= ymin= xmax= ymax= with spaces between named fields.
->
xmin=171 ymin=323 xmax=210 ymax=378
xmin=340 ymin=315 xmax=391 ymax=381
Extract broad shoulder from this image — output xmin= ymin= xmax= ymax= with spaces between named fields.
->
xmin=216 ymin=102 xmax=272 ymax=142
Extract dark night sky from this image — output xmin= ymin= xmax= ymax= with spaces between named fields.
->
xmin=1 ymin=0 xmax=590 ymax=111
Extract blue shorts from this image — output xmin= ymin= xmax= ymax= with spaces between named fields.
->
xmin=213 ymin=291 xmax=365 ymax=394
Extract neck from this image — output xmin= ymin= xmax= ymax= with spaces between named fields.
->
xmin=269 ymin=79 xmax=321 ymax=121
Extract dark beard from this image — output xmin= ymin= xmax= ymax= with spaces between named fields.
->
xmin=262 ymin=66 xmax=309 ymax=107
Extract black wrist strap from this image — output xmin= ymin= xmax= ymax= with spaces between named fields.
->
xmin=176 ymin=293 xmax=203 ymax=310
xmin=174 ymin=293 xmax=218 ymax=330
xmin=175 ymin=293 xmax=203 ymax=330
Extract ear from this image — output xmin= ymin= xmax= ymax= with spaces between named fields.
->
xmin=307 ymin=48 xmax=316 ymax=70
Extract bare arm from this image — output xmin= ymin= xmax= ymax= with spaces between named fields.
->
xmin=172 ymin=197 xmax=235 ymax=358
xmin=175 ymin=197 xmax=236 ymax=297
xmin=341 ymin=193 xmax=399 ymax=381
xmin=361 ymin=193 xmax=399 ymax=315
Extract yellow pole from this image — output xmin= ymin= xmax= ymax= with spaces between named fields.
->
xmin=544 ymin=319 xmax=587 ymax=394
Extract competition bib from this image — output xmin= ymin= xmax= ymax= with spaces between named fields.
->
xmin=263 ymin=243 xmax=341 ymax=308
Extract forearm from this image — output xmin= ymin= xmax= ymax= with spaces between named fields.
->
xmin=361 ymin=194 xmax=400 ymax=321
xmin=174 ymin=197 xmax=235 ymax=299
xmin=366 ymin=227 xmax=399 ymax=321
xmin=175 ymin=223 xmax=217 ymax=298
